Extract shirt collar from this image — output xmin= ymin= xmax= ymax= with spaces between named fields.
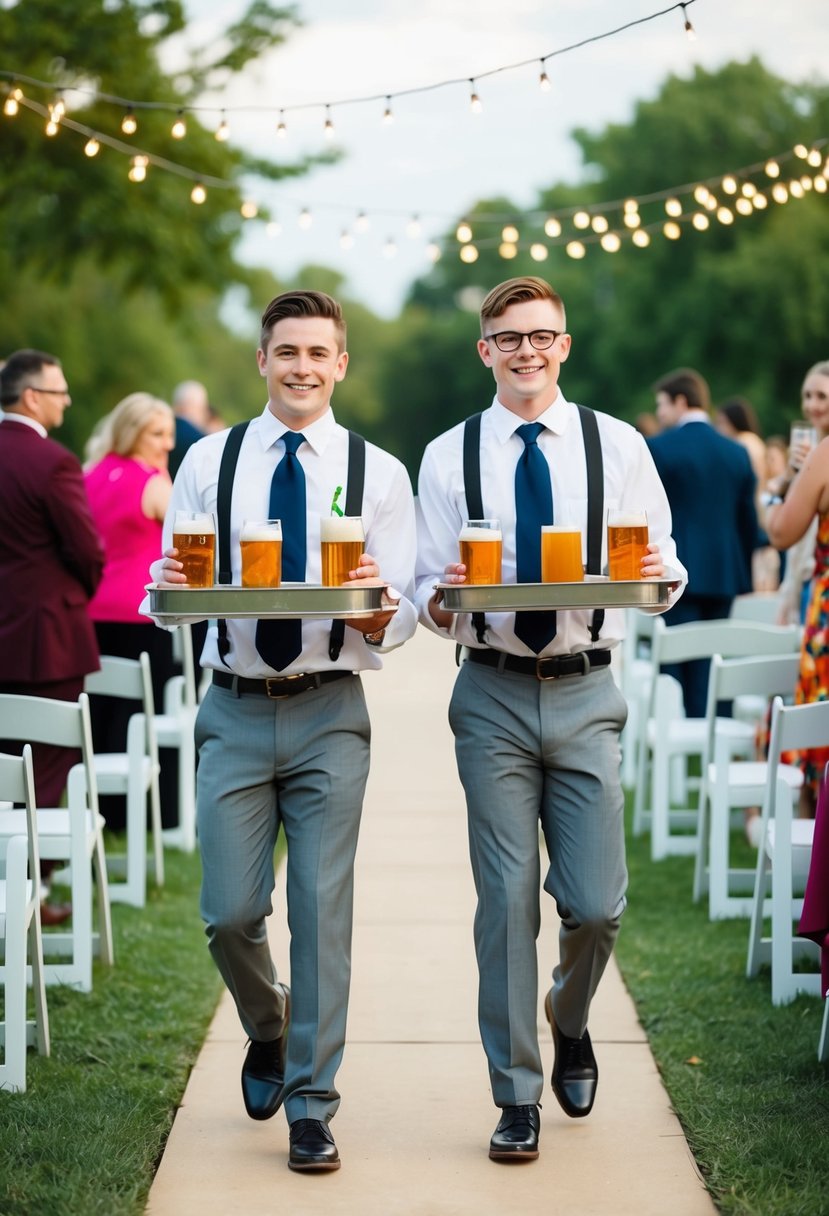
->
xmin=490 ymin=390 xmax=571 ymax=444
xmin=0 ymin=412 xmax=47 ymax=438
xmin=675 ymin=410 xmax=712 ymax=428
xmin=256 ymin=403 xmax=336 ymax=455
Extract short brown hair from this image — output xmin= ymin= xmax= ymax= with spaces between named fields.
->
xmin=0 ymin=349 xmax=61 ymax=407
xmin=479 ymin=276 xmax=566 ymax=335
xmin=652 ymin=368 xmax=711 ymax=413
xmin=260 ymin=290 xmax=346 ymax=353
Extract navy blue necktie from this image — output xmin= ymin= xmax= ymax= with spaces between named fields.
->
xmin=255 ymin=431 xmax=306 ymax=671
xmin=514 ymin=422 xmax=557 ymax=652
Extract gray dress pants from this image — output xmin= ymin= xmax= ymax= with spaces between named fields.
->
xmin=448 ymin=659 xmax=628 ymax=1108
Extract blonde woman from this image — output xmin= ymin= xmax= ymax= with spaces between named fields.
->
xmin=84 ymin=393 xmax=177 ymax=829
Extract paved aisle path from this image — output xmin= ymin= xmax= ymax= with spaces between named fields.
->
xmin=147 ymin=628 xmax=715 ymax=1216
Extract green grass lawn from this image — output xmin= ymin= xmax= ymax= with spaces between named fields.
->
xmin=2 ymin=821 xmax=828 ymax=1214
xmin=616 ymin=818 xmax=829 ymax=1216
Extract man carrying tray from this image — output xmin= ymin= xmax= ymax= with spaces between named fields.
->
xmin=143 ymin=290 xmax=416 ymax=1172
xmin=415 ymin=276 xmax=686 ymax=1161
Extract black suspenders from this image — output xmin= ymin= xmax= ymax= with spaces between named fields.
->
xmin=215 ymin=422 xmax=366 ymax=665
xmin=461 ymin=405 xmax=605 ymax=646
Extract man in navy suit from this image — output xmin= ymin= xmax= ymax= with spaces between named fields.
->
xmin=647 ymin=368 xmax=759 ymax=718
xmin=0 ymin=349 xmax=104 ymax=921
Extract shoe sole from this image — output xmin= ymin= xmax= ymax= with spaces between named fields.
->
xmin=489 ymin=1148 xmax=539 ymax=1162
xmin=288 ymin=1159 xmax=341 ymax=1172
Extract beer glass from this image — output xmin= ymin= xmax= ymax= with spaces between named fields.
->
xmin=458 ymin=519 xmax=503 ymax=585
xmin=172 ymin=510 xmax=216 ymax=587
xmin=789 ymin=423 xmax=818 ymax=471
xmin=240 ymin=519 xmax=282 ymax=588
xmin=607 ymin=508 xmax=649 ymax=581
xmin=541 ymin=525 xmax=584 ymax=583
xmin=320 ymin=515 xmax=365 ymax=586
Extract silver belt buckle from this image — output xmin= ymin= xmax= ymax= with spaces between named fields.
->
xmin=264 ymin=674 xmax=305 ymax=699
xmin=535 ymin=656 xmax=560 ymax=681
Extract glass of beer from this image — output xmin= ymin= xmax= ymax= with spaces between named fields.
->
xmin=320 ymin=515 xmax=365 ymax=586
xmin=789 ymin=423 xmax=818 ymax=471
xmin=240 ymin=519 xmax=282 ymax=588
xmin=173 ymin=510 xmax=216 ymax=587
xmin=607 ymin=508 xmax=649 ymax=581
xmin=541 ymin=525 xmax=584 ymax=583
xmin=458 ymin=519 xmax=503 ymax=585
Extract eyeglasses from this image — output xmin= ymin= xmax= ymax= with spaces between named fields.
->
xmin=27 ymin=385 xmax=70 ymax=397
xmin=483 ymin=329 xmax=563 ymax=353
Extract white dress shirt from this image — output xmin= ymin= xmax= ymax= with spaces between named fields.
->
xmin=415 ymin=391 xmax=686 ymax=656
xmin=142 ymin=404 xmax=417 ymax=676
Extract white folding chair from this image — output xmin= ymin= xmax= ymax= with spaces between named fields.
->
xmin=633 ymin=619 xmax=801 ymax=860
xmin=0 ymin=747 xmax=50 ymax=1093
xmin=154 ymin=625 xmax=197 ymax=853
xmin=85 ymin=653 xmax=164 ymax=908
xmin=620 ymin=609 xmax=656 ymax=789
xmin=819 ymin=1001 xmax=829 ymax=1062
xmin=729 ymin=592 xmax=783 ymax=624
xmin=693 ymin=653 xmax=802 ymax=919
xmin=746 ymin=696 xmax=827 ymax=1004
xmin=0 ymin=694 xmax=113 ymax=993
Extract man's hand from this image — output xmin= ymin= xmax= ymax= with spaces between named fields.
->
xmin=150 ymin=548 xmax=188 ymax=585
xmin=344 ymin=557 xmax=398 ymax=634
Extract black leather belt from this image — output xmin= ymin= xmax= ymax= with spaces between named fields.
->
xmin=466 ymin=647 xmax=611 ymax=682
xmin=212 ymin=670 xmax=352 ymax=700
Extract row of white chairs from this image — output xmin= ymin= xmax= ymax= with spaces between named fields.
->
xmin=620 ymin=603 xmax=828 ymax=1059
xmin=0 ymin=625 xmax=200 ymax=1090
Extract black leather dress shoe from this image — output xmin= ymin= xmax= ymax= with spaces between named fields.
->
xmin=288 ymin=1119 xmax=341 ymax=1172
xmin=489 ymin=1104 xmax=540 ymax=1161
xmin=241 ymin=986 xmax=290 ymax=1121
xmin=545 ymin=991 xmax=598 ymax=1118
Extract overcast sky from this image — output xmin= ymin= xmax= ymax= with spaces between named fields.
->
xmin=175 ymin=0 xmax=827 ymax=316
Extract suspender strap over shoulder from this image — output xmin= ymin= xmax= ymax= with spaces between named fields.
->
xmin=462 ymin=413 xmax=488 ymax=646
xmin=576 ymin=404 xmax=605 ymax=643
xmin=328 ymin=430 xmax=367 ymax=661
xmin=216 ymin=421 xmax=251 ymax=664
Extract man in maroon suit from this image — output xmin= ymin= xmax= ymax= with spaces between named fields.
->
xmin=0 ymin=349 xmax=105 ymax=923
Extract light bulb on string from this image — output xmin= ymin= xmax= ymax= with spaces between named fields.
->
xmin=538 ymin=61 xmax=551 ymax=92
xmin=190 ymin=182 xmax=207 ymax=205
xmin=765 ymin=160 xmax=780 ymax=178
xmin=815 ymin=176 xmax=828 ymax=195
xmin=530 ymin=243 xmax=548 ymax=261
xmin=297 ymin=206 xmax=312 ymax=228
xmin=499 ymin=242 xmax=518 ymax=259
xmin=632 ymin=229 xmax=651 ymax=248
xmin=600 ymin=232 xmax=621 ymax=252
xmin=215 ymin=113 xmax=229 ymax=142
xmin=171 ymin=110 xmax=187 ymax=139
xmin=801 ymin=174 xmax=813 ymax=191
xmin=406 ymin=215 xmax=421 ymax=239
xmin=426 ymin=243 xmax=442 ymax=263
xmin=807 ymin=148 xmax=822 ymax=168
xmin=741 ymin=181 xmax=757 ymax=198
xmin=128 ymin=155 xmax=148 ymax=183
xmin=456 ymin=220 xmax=473 ymax=243
xmin=50 ymin=96 xmax=65 ymax=122
xmin=680 ymin=3 xmax=696 ymax=40
xmin=121 ymin=107 xmax=137 ymax=135
xmin=591 ymin=215 xmax=609 ymax=234
xmin=794 ymin=144 xmax=809 ymax=159
xmin=266 ymin=220 xmax=282 ymax=238
xmin=469 ymin=79 xmax=482 ymax=114
xmin=565 ymin=241 xmax=586 ymax=260
xmin=382 ymin=96 xmax=394 ymax=125
xmin=323 ymin=106 xmax=334 ymax=139
xmin=771 ymin=183 xmax=789 ymax=204
xmin=573 ymin=211 xmax=590 ymax=230
xmin=340 ymin=230 xmax=354 ymax=249
xmin=716 ymin=206 xmax=734 ymax=224
xmin=623 ymin=198 xmax=639 ymax=215
xmin=692 ymin=212 xmax=709 ymax=230
xmin=460 ymin=243 xmax=479 ymax=263
xmin=693 ymin=185 xmax=710 ymax=205
xmin=45 ymin=117 xmax=59 ymax=137
xmin=544 ymin=217 xmax=561 ymax=238
xmin=276 ymin=110 xmax=287 ymax=138
xmin=735 ymin=197 xmax=753 ymax=215
xmin=721 ymin=176 xmax=738 ymax=194
xmin=663 ymin=221 xmax=681 ymax=240
xmin=383 ymin=237 xmax=397 ymax=259
xmin=502 ymin=224 xmax=519 ymax=242
xmin=3 ymin=85 xmax=22 ymax=117
xmin=789 ymin=180 xmax=805 ymax=199
xmin=665 ymin=197 xmax=682 ymax=217
xmin=623 ymin=211 xmax=641 ymax=229
xmin=241 ymin=200 xmax=259 ymax=220
xmin=84 ymin=136 xmax=100 ymax=157
xmin=355 ymin=211 xmax=370 ymax=234
xmin=752 ymin=192 xmax=768 ymax=209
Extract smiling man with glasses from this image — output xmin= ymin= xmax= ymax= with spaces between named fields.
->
xmin=416 ymin=276 xmax=686 ymax=1162
xmin=0 ymin=349 xmax=104 ymax=925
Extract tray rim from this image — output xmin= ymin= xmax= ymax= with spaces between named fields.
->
xmin=434 ymin=576 xmax=674 ymax=613
xmin=146 ymin=581 xmax=394 ymax=621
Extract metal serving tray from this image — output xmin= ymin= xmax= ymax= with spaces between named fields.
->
xmin=436 ymin=575 xmax=675 ymax=613
xmin=147 ymin=582 xmax=393 ymax=622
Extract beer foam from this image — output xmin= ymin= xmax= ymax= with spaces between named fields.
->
xmin=541 ymin=525 xmax=580 ymax=533
xmin=174 ymin=516 xmax=215 ymax=535
xmin=458 ymin=526 xmax=502 ymax=542
xmin=608 ymin=513 xmax=647 ymax=527
xmin=241 ymin=522 xmax=281 ymax=541
xmin=320 ymin=516 xmax=364 ymax=542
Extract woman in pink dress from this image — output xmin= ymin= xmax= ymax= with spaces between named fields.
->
xmin=84 ymin=393 xmax=176 ymax=829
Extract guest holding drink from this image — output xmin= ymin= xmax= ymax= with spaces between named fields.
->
xmin=84 ymin=392 xmax=178 ymax=829
xmin=416 ymin=276 xmax=685 ymax=1162
xmin=648 ymin=368 xmax=760 ymax=718
xmin=143 ymin=290 xmax=417 ymax=1173
xmin=0 ymin=349 xmax=104 ymax=924
xmin=764 ymin=360 xmax=829 ymax=817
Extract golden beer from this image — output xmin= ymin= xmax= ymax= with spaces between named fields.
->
xmin=320 ymin=516 xmax=365 ymax=586
xmin=173 ymin=515 xmax=215 ymax=587
xmin=608 ymin=514 xmax=649 ymax=580
xmin=541 ymin=526 xmax=583 ymax=583
xmin=241 ymin=521 xmax=282 ymax=588
xmin=459 ymin=524 xmax=503 ymax=585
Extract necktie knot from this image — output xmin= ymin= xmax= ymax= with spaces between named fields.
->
xmin=282 ymin=431 xmax=305 ymax=455
xmin=516 ymin=422 xmax=544 ymax=448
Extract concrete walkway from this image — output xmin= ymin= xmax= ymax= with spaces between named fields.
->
xmin=147 ymin=628 xmax=715 ymax=1216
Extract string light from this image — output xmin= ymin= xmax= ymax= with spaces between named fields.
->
xmin=121 ymin=107 xmax=137 ymax=135
xmin=469 ymin=79 xmax=482 ymax=114
xmin=771 ymin=182 xmax=789 ymax=204
xmin=721 ymin=175 xmax=738 ymax=194
xmin=128 ymin=154 xmax=148 ymax=182
xmin=382 ymin=96 xmax=394 ymax=125
xmin=815 ymin=176 xmax=827 ymax=195
xmin=460 ymin=243 xmax=479 ymax=263
xmin=426 ymin=243 xmax=442 ymax=263
xmin=544 ymin=217 xmax=562 ymax=238
xmin=807 ymin=148 xmax=823 ymax=168
xmin=171 ymin=109 xmax=186 ymax=139
xmin=735 ymin=197 xmax=753 ymax=215
xmin=623 ymin=211 xmax=641 ymax=229
xmin=297 ymin=206 xmax=311 ymax=227
xmin=45 ymin=116 xmax=59 ymax=136
xmin=215 ymin=112 xmax=229 ymax=142
xmin=83 ymin=136 xmax=100 ymax=157
xmin=3 ymin=85 xmax=22 ymax=116
xmin=753 ymin=192 xmax=768 ymax=209
xmin=406 ymin=215 xmax=421 ymax=238
xmin=499 ymin=241 xmax=518 ymax=259
xmin=276 ymin=110 xmax=287 ymax=138
xmin=323 ymin=105 xmax=334 ymax=139
xmin=566 ymin=241 xmax=586 ymax=259
xmin=716 ymin=206 xmax=734 ymax=224
xmin=502 ymin=224 xmax=519 ymax=242
xmin=538 ymin=61 xmax=551 ymax=92
xmin=765 ymin=160 xmax=780 ymax=178
xmin=679 ymin=3 xmax=696 ymax=40
xmin=456 ymin=220 xmax=473 ymax=243
xmin=692 ymin=211 xmax=709 ymax=230
xmin=354 ymin=211 xmax=370 ymax=233
xmin=663 ymin=221 xmax=681 ymax=239
xmin=383 ymin=236 xmax=397 ymax=258
xmin=600 ymin=232 xmax=621 ymax=252
xmin=789 ymin=180 xmax=805 ymax=200
xmin=190 ymin=182 xmax=207 ymax=204
xmin=632 ymin=229 xmax=651 ymax=247
xmin=591 ymin=215 xmax=609 ymax=233
xmin=664 ymin=197 xmax=682 ymax=217
xmin=530 ymin=243 xmax=548 ymax=260
xmin=573 ymin=211 xmax=591 ymax=230
xmin=50 ymin=95 xmax=65 ymax=121
xmin=266 ymin=220 xmax=282 ymax=237
xmin=339 ymin=230 xmax=354 ymax=249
